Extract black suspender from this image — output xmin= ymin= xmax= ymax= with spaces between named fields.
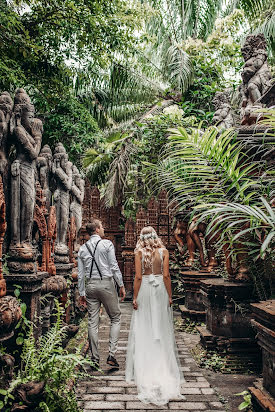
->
xmin=85 ymin=240 xmax=103 ymax=279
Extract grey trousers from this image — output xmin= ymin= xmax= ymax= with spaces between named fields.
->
xmin=86 ymin=277 xmax=121 ymax=361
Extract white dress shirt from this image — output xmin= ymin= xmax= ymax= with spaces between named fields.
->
xmin=77 ymin=234 xmax=124 ymax=296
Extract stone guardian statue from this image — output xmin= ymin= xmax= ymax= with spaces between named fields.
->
xmin=52 ymin=143 xmax=72 ymax=262
xmin=9 ymin=89 xmax=42 ymax=260
xmin=36 ymin=144 xmax=53 ymax=210
xmin=70 ymin=165 xmax=84 ymax=251
xmin=212 ymin=90 xmax=234 ymax=129
xmin=0 ymin=92 xmax=13 ymax=178
xmin=240 ymin=34 xmax=272 ymax=125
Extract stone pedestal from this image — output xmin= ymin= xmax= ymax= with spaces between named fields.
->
xmin=249 ymin=300 xmax=275 ymax=411
xmin=5 ymin=271 xmax=48 ymax=339
xmin=197 ymin=278 xmax=260 ymax=368
xmin=55 ymin=262 xmax=74 ymax=323
xmin=179 ymin=270 xmax=217 ymax=321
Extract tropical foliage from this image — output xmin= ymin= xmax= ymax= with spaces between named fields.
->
xmin=0 ymin=301 xmax=92 ymax=412
xmin=146 ymin=116 xmax=274 ymax=298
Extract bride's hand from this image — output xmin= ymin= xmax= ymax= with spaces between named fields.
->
xmin=133 ymin=299 xmax=138 ymax=310
xmin=169 ymin=297 xmax=173 ymax=306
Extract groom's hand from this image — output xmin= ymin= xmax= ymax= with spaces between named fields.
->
xmin=119 ymin=286 xmax=126 ymax=302
xmin=79 ymin=296 xmax=87 ymax=307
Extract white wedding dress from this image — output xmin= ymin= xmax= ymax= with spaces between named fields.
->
xmin=125 ymin=248 xmax=184 ymax=405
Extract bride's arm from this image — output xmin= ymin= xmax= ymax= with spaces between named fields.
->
xmin=133 ymin=251 xmax=142 ymax=310
xmin=163 ymin=249 xmax=173 ymax=305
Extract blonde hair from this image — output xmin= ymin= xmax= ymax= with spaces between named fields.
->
xmin=135 ymin=226 xmax=165 ymax=268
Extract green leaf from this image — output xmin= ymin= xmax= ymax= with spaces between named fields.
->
xmin=16 ymin=336 xmax=24 ymax=345
xmin=14 ymin=289 xmax=20 ymax=298
xmin=0 ymin=389 xmax=7 ymax=395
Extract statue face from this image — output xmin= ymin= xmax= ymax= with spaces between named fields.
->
xmin=22 ymin=110 xmax=34 ymax=132
xmin=60 ymin=155 xmax=67 ymax=168
xmin=0 ymin=278 xmax=6 ymax=298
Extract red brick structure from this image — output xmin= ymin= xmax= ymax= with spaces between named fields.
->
xmin=81 ymin=180 xmax=178 ymax=295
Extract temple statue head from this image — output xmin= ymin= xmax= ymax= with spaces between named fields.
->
xmin=241 ymin=34 xmax=267 ymax=62
xmin=14 ymin=88 xmax=35 ymax=132
xmin=0 ymin=92 xmax=13 ymax=118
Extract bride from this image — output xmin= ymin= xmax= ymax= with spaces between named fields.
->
xmin=125 ymin=226 xmax=185 ymax=405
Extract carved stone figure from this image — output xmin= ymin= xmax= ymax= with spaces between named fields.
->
xmin=212 ymin=90 xmax=234 ymax=129
xmin=52 ymin=143 xmax=72 ymax=261
xmin=0 ymin=295 xmax=22 ymax=341
xmin=188 ymin=218 xmax=218 ymax=271
xmin=9 ymin=89 xmax=42 ymax=261
xmin=70 ymin=165 xmax=84 ymax=251
xmin=0 ymin=92 xmax=13 ymax=177
xmin=174 ymin=213 xmax=198 ymax=267
xmin=240 ymin=34 xmax=272 ymax=125
xmin=36 ymin=144 xmax=53 ymax=210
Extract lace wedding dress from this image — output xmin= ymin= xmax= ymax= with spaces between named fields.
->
xmin=125 ymin=249 xmax=184 ymax=405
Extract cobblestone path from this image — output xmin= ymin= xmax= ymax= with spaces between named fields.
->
xmin=76 ymin=302 xmax=226 ymax=412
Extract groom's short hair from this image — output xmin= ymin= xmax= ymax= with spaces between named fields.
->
xmin=86 ymin=219 xmax=102 ymax=235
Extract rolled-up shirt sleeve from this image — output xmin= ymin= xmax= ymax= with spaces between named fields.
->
xmin=77 ymin=250 xmax=86 ymax=296
xmin=107 ymin=242 xmax=124 ymax=287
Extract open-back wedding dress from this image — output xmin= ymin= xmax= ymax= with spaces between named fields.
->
xmin=125 ymin=248 xmax=184 ymax=405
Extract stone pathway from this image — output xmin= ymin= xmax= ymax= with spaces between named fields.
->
xmin=76 ymin=302 xmax=226 ymax=412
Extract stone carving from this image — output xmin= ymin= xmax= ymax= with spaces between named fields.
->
xmin=174 ymin=212 xmax=197 ymax=267
xmin=0 ymin=295 xmax=22 ymax=341
xmin=9 ymin=88 xmax=42 ymax=265
xmin=0 ymin=92 xmax=13 ymax=177
xmin=212 ymin=90 xmax=234 ymax=129
xmin=33 ymin=182 xmax=48 ymax=272
xmin=47 ymin=206 xmax=57 ymax=275
xmin=68 ymin=216 xmax=77 ymax=265
xmin=70 ymin=165 xmax=84 ymax=251
xmin=188 ymin=218 xmax=218 ymax=271
xmin=52 ymin=143 xmax=72 ymax=262
xmin=36 ymin=144 xmax=53 ymax=210
xmin=240 ymin=34 xmax=272 ymax=125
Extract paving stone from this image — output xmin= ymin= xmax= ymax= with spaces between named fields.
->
xmin=126 ymin=402 xmax=167 ymax=409
xmin=180 ymin=387 xmax=201 ymax=395
xmin=169 ymin=401 xmax=207 ymax=410
xmin=84 ymin=400 xmax=125 ymax=409
xmin=82 ymin=393 xmax=105 ymax=400
xmin=126 ymin=387 xmax=138 ymax=395
xmin=201 ymin=388 xmax=215 ymax=395
xmin=182 ymin=382 xmax=210 ymax=388
xmin=109 ymin=381 xmax=136 ymax=387
xmin=86 ymin=386 xmax=125 ymax=394
xmin=106 ymin=394 xmax=140 ymax=401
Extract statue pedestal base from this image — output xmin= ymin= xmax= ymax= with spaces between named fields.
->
xmin=55 ymin=263 xmax=74 ymax=323
xmin=5 ymin=271 xmax=48 ymax=339
xmin=197 ymin=278 xmax=261 ymax=370
xmin=180 ymin=270 xmax=217 ymax=321
xmin=249 ymin=300 xmax=275 ymax=409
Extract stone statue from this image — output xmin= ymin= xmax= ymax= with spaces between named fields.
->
xmin=0 ymin=92 xmax=13 ymax=177
xmin=188 ymin=218 xmax=218 ymax=271
xmin=9 ymin=89 xmax=42 ymax=259
xmin=174 ymin=213 xmax=198 ymax=267
xmin=52 ymin=143 xmax=72 ymax=261
xmin=212 ymin=90 xmax=234 ymax=129
xmin=70 ymin=165 xmax=84 ymax=251
xmin=240 ymin=34 xmax=272 ymax=125
xmin=36 ymin=145 xmax=53 ymax=210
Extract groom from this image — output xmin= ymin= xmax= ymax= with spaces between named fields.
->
xmin=78 ymin=219 xmax=126 ymax=369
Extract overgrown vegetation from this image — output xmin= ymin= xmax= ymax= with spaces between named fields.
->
xmin=0 ymin=301 xmax=92 ymax=412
